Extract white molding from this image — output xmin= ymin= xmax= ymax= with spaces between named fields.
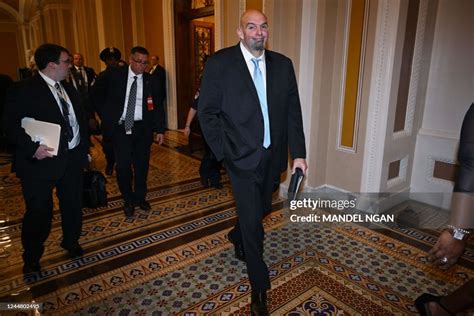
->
xmin=163 ymin=0 xmax=178 ymax=130
xmin=418 ymin=128 xmax=460 ymax=141
xmin=426 ymin=155 xmax=457 ymax=185
xmin=387 ymin=155 xmax=409 ymax=188
xmin=361 ymin=0 xmax=401 ymax=192
xmin=393 ymin=0 xmax=429 ymax=140
xmin=336 ymin=0 xmax=369 ymax=154
xmin=297 ymin=0 xmax=318 ymax=165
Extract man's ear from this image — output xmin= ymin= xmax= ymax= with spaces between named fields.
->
xmin=236 ymin=27 xmax=244 ymax=40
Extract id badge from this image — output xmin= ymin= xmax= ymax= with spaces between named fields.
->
xmin=147 ymin=96 xmax=154 ymax=111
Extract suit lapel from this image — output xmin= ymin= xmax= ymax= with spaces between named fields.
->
xmin=36 ymin=76 xmax=66 ymax=122
xmin=119 ymin=68 xmax=128 ymax=107
xmin=265 ymin=51 xmax=274 ymax=124
xmin=233 ymin=45 xmax=260 ymax=105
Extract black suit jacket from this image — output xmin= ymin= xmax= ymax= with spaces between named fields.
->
xmin=70 ymin=66 xmax=96 ymax=89
xmin=92 ymin=66 xmax=166 ymax=140
xmin=198 ymin=44 xmax=306 ymax=180
xmin=150 ymin=64 xmax=167 ymax=101
xmin=3 ymin=74 xmax=88 ymax=180
xmin=456 ymin=103 xmax=474 ymax=192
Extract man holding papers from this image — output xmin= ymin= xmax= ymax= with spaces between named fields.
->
xmin=3 ymin=43 xmax=88 ymax=274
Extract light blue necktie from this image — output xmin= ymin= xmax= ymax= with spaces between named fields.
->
xmin=251 ymin=58 xmax=271 ymax=148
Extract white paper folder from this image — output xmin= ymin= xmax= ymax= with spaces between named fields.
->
xmin=21 ymin=117 xmax=61 ymax=156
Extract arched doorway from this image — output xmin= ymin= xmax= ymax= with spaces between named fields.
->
xmin=173 ymin=0 xmax=214 ymax=129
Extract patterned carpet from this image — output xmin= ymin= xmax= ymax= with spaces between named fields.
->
xmin=0 ymin=131 xmax=473 ymax=315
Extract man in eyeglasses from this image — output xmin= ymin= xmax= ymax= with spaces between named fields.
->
xmin=3 ymin=43 xmax=89 ymax=273
xmin=93 ymin=46 xmax=166 ymax=217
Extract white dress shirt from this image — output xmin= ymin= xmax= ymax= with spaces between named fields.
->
xmin=120 ymin=66 xmax=144 ymax=122
xmin=39 ymin=70 xmax=80 ymax=149
xmin=240 ymin=41 xmax=267 ymax=90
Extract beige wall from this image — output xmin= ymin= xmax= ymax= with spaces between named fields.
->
xmin=72 ymin=0 xmax=101 ymax=71
xmin=143 ymin=0 xmax=165 ymax=66
xmin=222 ymin=0 xmax=241 ymax=48
xmin=411 ymin=0 xmax=474 ymax=206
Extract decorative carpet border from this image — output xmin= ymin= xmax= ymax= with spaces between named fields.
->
xmin=0 ymin=207 xmax=239 ymax=297
xmin=35 ymin=211 xmax=288 ymax=315
xmin=1 ymin=185 xmax=235 ymax=270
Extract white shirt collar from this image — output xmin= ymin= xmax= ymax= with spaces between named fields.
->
xmin=240 ymin=41 xmax=265 ymax=64
xmin=38 ymin=70 xmax=58 ymax=87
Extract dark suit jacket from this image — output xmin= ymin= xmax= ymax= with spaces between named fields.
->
xmin=70 ymin=66 xmax=96 ymax=90
xmin=150 ymin=64 xmax=167 ymax=101
xmin=3 ymin=74 xmax=88 ymax=180
xmin=198 ymin=44 xmax=306 ymax=180
xmin=92 ymin=66 xmax=166 ymax=140
xmin=69 ymin=66 xmax=97 ymax=118
xmin=455 ymin=103 xmax=474 ymax=192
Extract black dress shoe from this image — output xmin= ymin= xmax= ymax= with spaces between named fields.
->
xmin=415 ymin=293 xmax=454 ymax=316
xmin=210 ymin=179 xmax=223 ymax=189
xmin=124 ymin=201 xmax=135 ymax=217
xmin=23 ymin=261 xmax=41 ymax=274
xmin=61 ymin=243 xmax=84 ymax=259
xmin=136 ymin=200 xmax=151 ymax=211
xmin=105 ymin=163 xmax=114 ymax=176
xmin=251 ymin=291 xmax=269 ymax=316
xmin=200 ymin=177 xmax=210 ymax=188
xmin=227 ymin=234 xmax=246 ymax=262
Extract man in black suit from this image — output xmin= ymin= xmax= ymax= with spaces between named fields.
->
xmin=93 ymin=46 xmax=165 ymax=217
xmin=69 ymin=53 xmax=97 ymax=144
xmin=3 ymin=43 xmax=88 ymax=273
xmin=70 ymin=53 xmax=96 ymax=93
xmin=198 ymin=10 xmax=307 ymax=315
xmin=93 ymin=47 xmax=122 ymax=175
xmin=149 ymin=55 xmax=167 ymax=127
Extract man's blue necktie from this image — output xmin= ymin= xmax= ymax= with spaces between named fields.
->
xmin=251 ymin=58 xmax=271 ymax=148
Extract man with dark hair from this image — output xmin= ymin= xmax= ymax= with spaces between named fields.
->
xmin=198 ymin=10 xmax=307 ymax=315
xmin=3 ymin=43 xmax=88 ymax=273
xmin=92 ymin=47 xmax=122 ymax=175
xmin=93 ymin=46 xmax=166 ymax=217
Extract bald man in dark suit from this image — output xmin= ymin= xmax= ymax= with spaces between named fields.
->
xmin=198 ymin=9 xmax=308 ymax=315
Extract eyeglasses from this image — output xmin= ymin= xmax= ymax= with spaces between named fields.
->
xmin=58 ymin=59 xmax=71 ymax=65
xmin=132 ymin=58 xmax=149 ymax=65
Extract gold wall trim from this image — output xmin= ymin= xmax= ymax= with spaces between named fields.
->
xmin=337 ymin=0 xmax=369 ymax=152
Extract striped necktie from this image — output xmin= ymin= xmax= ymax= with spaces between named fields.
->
xmin=124 ymin=76 xmax=138 ymax=132
xmin=54 ymin=83 xmax=73 ymax=141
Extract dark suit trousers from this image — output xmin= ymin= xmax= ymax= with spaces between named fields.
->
xmin=112 ymin=122 xmax=152 ymax=203
xmin=199 ymin=140 xmax=221 ymax=184
xmin=101 ymin=136 xmax=115 ymax=166
xmin=226 ymin=147 xmax=273 ymax=292
xmin=20 ymin=146 xmax=84 ymax=263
